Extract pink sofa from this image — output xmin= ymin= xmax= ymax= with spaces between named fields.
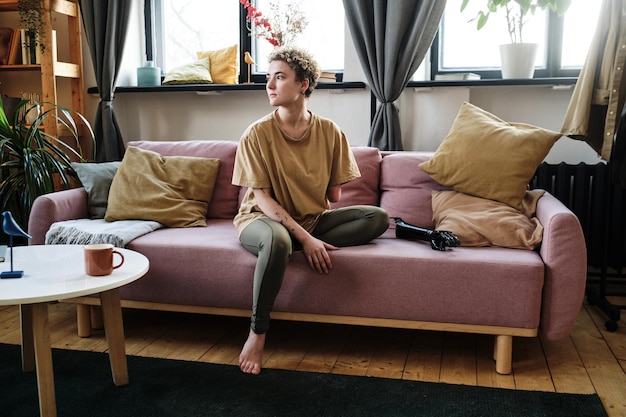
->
xmin=28 ymin=140 xmax=587 ymax=374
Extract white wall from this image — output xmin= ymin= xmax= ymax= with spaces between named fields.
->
xmin=80 ymin=1 xmax=601 ymax=165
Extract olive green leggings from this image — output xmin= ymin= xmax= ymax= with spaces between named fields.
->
xmin=239 ymin=205 xmax=389 ymax=334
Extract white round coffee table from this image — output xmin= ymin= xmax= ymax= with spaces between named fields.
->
xmin=0 ymin=244 xmax=149 ymax=417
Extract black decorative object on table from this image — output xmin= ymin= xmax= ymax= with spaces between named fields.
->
xmin=393 ymin=217 xmax=460 ymax=251
xmin=1 ymin=211 xmax=31 ymax=279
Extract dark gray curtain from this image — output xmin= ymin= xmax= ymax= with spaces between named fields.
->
xmin=343 ymin=0 xmax=447 ymax=150
xmin=79 ymin=0 xmax=133 ymax=162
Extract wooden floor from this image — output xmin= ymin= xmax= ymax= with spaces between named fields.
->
xmin=1 ymin=296 xmax=625 ymax=416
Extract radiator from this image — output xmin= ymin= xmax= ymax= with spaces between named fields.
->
xmin=530 ymin=162 xmax=626 ymax=272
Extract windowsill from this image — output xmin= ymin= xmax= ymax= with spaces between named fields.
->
xmin=88 ymin=81 xmax=366 ymax=94
xmin=88 ymin=78 xmax=577 ymax=94
xmin=408 ymin=77 xmax=578 ymax=88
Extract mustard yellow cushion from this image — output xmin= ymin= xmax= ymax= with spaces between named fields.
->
xmin=162 ymin=57 xmax=213 ymax=85
xmin=418 ymin=102 xmax=561 ymax=210
xmin=197 ymin=44 xmax=238 ymax=84
xmin=105 ymin=146 xmax=220 ymax=227
xmin=432 ymin=189 xmax=545 ymax=250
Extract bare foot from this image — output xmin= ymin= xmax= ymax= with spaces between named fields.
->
xmin=239 ymin=329 xmax=266 ymax=375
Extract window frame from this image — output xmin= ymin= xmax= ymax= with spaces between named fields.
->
xmin=431 ymin=11 xmax=581 ymax=80
xmin=147 ymin=0 xmax=344 ymax=85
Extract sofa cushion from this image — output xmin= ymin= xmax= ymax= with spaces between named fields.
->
xmin=125 ymin=220 xmax=255 ymax=309
xmin=128 ymin=140 xmax=240 ymax=219
xmin=331 ymin=146 xmax=381 ymax=209
xmin=123 ymin=224 xmax=544 ymax=330
xmin=418 ymin=102 xmax=561 ymax=210
xmin=379 ymin=151 xmax=448 ymax=228
xmin=105 ymin=146 xmax=220 ymax=227
xmin=71 ymin=161 xmax=121 ymax=219
xmin=432 ymin=190 xmax=544 ymax=250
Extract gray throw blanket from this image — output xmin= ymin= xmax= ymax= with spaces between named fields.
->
xmin=45 ymin=219 xmax=163 ymax=247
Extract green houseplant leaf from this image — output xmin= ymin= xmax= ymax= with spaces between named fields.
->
xmin=0 ymin=96 xmax=95 ymax=235
xmin=461 ymin=0 xmax=572 ymax=43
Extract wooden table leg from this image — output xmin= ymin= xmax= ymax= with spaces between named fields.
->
xmin=31 ymin=302 xmax=57 ymax=417
xmin=20 ymin=304 xmax=35 ymax=372
xmin=76 ymin=304 xmax=92 ymax=338
xmin=100 ymin=288 xmax=129 ymax=386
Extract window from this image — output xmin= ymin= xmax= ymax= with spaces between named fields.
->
xmin=152 ymin=0 xmax=240 ymax=73
xmin=560 ymin=0 xmax=601 ymax=69
xmin=432 ymin=0 xmax=602 ymax=79
xmin=250 ymin=0 xmax=344 ymax=74
xmin=150 ymin=0 xmax=344 ymax=83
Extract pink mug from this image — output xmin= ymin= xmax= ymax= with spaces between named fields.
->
xmin=84 ymin=244 xmax=125 ymax=276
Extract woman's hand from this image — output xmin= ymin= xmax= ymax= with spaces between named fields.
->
xmin=253 ymin=187 xmax=339 ymax=273
xmin=302 ymin=235 xmax=338 ymax=274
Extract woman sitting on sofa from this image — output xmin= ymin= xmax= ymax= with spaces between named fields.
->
xmin=232 ymin=47 xmax=389 ymax=375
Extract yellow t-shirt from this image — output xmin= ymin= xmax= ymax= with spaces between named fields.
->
xmin=232 ymin=111 xmax=360 ymax=235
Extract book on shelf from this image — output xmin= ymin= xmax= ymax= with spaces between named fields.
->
xmin=29 ymin=30 xmax=38 ymax=64
xmin=20 ymin=28 xmax=28 ymax=64
xmin=0 ymin=26 xmax=12 ymax=65
xmin=19 ymin=28 xmax=39 ymax=65
xmin=319 ymin=71 xmax=337 ymax=83
xmin=7 ymin=28 xmax=21 ymax=64
xmin=434 ymin=72 xmax=481 ymax=81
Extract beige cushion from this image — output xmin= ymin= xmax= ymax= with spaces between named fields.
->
xmin=418 ymin=102 xmax=561 ymax=210
xmin=162 ymin=57 xmax=213 ymax=85
xmin=432 ymin=189 xmax=545 ymax=250
xmin=105 ymin=146 xmax=220 ymax=227
xmin=197 ymin=44 xmax=238 ymax=84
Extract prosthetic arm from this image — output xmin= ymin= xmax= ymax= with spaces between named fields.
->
xmin=392 ymin=217 xmax=460 ymax=251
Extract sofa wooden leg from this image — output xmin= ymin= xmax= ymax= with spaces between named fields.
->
xmin=494 ymin=335 xmax=513 ymax=374
xmin=77 ymin=304 xmax=92 ymax=338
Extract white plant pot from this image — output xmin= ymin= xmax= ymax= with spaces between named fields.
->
xmin=499 ymin=43 xmax=539 ymax=79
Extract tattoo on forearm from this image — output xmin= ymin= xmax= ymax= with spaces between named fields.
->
xmin=275 ymin=211 xmax=294 ymax=233
xmin=275 ymin=210 xmax=288 ymax=226
xmin=265 ymin=196 xmax=295 ymax=232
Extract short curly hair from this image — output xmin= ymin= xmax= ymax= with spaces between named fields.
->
xmin=268 ymin=47 xmax=321 ymax=97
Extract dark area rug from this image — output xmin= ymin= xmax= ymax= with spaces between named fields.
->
xmin=0 ymin=343 xmax=608 ymax=417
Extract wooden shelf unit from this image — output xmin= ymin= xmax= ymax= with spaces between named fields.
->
xmin=0 ymin=0 xmax=84 ymax=138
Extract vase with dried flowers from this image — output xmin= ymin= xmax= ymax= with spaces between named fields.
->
xmin=240 ymin=0 xmax=308 ymax=47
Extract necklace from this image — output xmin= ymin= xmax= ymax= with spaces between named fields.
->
xmin=282 ymin=128 xmax=308 ymax=141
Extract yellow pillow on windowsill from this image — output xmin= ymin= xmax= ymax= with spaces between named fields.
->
xmin=197 ymin=44 xmax=238 ymax=84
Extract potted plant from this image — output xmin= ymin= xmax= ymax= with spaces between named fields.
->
xmin=460 ymin=0 xmax=572 ymax=78
xmin=17 ymin=0 xmax=46 ymax=54
xmin=0 ymin=96 xmax=94 ymax=238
